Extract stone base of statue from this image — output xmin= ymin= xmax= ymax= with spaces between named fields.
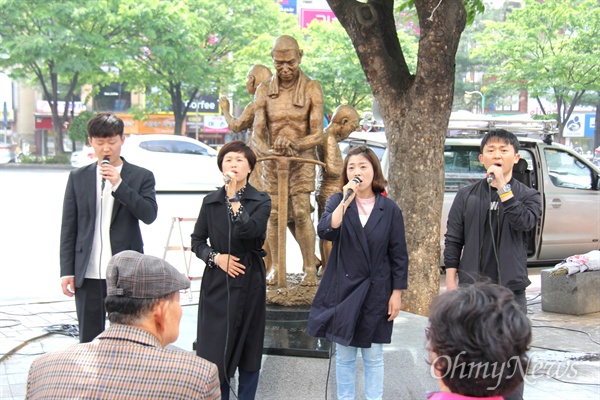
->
xmin=266 ymin=273 xmax=318 ymax=306
xmin=263 ymin=305 xmax=331 ymax=358
xmin=263 ymin=273 xmax=331 ymax=358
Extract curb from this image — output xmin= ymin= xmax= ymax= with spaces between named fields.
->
xmin=0 ymin=163 xmax=73 ymax=170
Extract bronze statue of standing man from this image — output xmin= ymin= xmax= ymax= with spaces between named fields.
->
xmin=253 ymin=35 xmax=324 ymax=286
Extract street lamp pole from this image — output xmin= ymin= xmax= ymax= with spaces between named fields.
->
xmin=465 ymin=90 xmax=486 ymax=114
xmin=195 ymin=98 xmax=199 ymax=141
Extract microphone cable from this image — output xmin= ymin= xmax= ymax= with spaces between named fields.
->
xmin=97 ymin=156 xmax=111 ymax=335
xmin=324 ymin=194 xmax=349 ymax=400
xmin=222 ymin=192 xmax=238 ymax=399
xmin=97 ymin=176 xmax=107 ymax=338
xmin=486 ymin=183 xmax=502 ymax=285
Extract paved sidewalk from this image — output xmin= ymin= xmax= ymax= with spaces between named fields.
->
xmin=1 ymin=269 xmax=599 ymax=399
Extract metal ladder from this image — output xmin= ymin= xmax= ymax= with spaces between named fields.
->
xmin=162 ymin=217 xmax=201 ymax=299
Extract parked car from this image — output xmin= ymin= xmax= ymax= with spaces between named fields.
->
xmin=340 ymin=131 xmax=387 ymax=163
xmin=341 ymin=128 xmax=600 ymax=267
xmin=120 ymin=134 xmax=223 ymax=192
xmin=70 ymin=145 xmax=97 ymax=168
xmin=0 ymin=141 xmax=16 ymax=164
xmin=70 ymin=134 xmax=223 ymax=192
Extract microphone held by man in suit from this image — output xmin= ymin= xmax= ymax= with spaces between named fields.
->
xmin=101 ymin=156 xmax=110 ymax=191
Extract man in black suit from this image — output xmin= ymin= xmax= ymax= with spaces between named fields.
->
xmin=60 ymin=112 xmax=158 ymax=342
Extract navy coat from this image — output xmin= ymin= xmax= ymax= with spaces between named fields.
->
xmin=307 ymin=192 xmax=409 ymax=348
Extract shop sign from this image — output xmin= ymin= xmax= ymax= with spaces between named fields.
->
xmin=36 ymin=100 xmax=86 ymax=115
xmin=279 ymin=0 xmax=297 ymax=14
xmin=300 ymin=9 xmax=337 ymax=28
xmin=204 ymin=115 xmax=229 ymax=133
xmin=116 ymin=114 xmax=176 ymax=135
xmin=184 ymin=94 xmax=220 ymax=115
xmin=563 ymin=113 xmax=595 ymax=138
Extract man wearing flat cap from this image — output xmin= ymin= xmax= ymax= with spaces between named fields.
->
xmin=26 ymin=251 xmax=221 ymax=400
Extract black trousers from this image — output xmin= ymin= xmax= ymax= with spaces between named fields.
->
xmin=74 ymin=278 xmax=107 ymax=343
xmin=220 ymin=369 xmax=260 ymax=400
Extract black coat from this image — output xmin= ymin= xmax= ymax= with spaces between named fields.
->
xmin=307 ymin=192 xmax=409 ymax=348
xmin=191 ymin=184 xmax=271 ymax=382
xmin=60 ymin=158 xmax=158 ymax=287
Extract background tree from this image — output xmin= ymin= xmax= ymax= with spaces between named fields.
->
xmin=452 ymin=2 xmax=508 ymax=112
xmin=325 ymin=0 xmax=486 ymax=315
xmin=302 ymin=20 xmax=377 ymax=116
xmin=119 ymin=0 xmax=294 ymax=135
xmin=472 ymin=0 xmax=600 ymax=141
xmin=0 ymin=0 xmax=126 ymax=154
xmin=68 ymin=110 xmax=96 ymax=145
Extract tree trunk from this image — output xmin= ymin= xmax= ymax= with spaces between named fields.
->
xmin=51 ymin=112 xmax=65 ymax=155
xmin=170 ymin=82 xmax=184 ymax=136
xmin=328 ymin=0 xmax=466 ymax=315
xmin=174 ymin=115 xmax=184 ymax=136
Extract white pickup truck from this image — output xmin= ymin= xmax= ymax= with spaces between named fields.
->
xmin=343 ymin=127 xmax=600 ymax=266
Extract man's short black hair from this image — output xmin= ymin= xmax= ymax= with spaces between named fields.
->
xmin=427 ymin=283 xmax=531 ymax=397
xmin=480 ymin=129 xmax=520 ymax=153
xmin=87 ymin=112 xmax=125 ymax=139
xmin=105 ymin=292 xmax=176 ymax=325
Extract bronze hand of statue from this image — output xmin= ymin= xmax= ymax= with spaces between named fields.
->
xmin=272 ymin=136 xmax=297 ymax=157
xmin=219 ymin=96 xmax=230 ymax=114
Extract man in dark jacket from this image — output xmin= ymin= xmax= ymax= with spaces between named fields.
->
xmin=60 ymin=113 xmax=158 ymax=343
xmin=444 ymin=129 xmax=541 ymax=400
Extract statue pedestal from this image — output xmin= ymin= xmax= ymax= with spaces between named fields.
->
xmin=263 ymin=305 xmax=332 ymax=358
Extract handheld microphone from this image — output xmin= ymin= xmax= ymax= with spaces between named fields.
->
xmin=101 ymin=156 xmax=110 ymax=191
xmin=343 ymin=177 xmax=362 ymax=202
xmin=487 ymin=164 xmax=500 ymax=184
xmin=225 ymin=175 xmax=231 ymax=184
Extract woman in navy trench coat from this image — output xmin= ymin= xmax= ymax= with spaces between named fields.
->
xmin=307 ymin=145 xmax=409 ymax=400
xmin=191 ymin=141 xmax=271 ymax=400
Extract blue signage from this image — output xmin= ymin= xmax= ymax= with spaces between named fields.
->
xmin=279 ymin=0 xmax=297 ymax=14
xmin=585 ymin=114 xmax=595 ymax=138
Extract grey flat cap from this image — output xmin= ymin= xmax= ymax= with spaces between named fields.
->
xmin=107 ymin=250 xmax=190 ymax=299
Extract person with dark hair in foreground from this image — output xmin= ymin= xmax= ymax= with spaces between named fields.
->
xmin=27 ymin=251 xmax=220 ymax=399
xmin=192 ymin=140 xmax=271 ymax=400
xmin=60 ymin=112 xmax=158 ymax=343
xmin=426 ymin=282 xmax=531 ymax=400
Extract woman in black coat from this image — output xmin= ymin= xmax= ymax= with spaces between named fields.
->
xmin=307 ymin=145 xmax=409 ymax=400
xmin=191 ymin=141 xmax=271 ymax=400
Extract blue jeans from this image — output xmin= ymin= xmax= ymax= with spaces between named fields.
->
xmin=336 ymin=343 xmax=384 ymax=400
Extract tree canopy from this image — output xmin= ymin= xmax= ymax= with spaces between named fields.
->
xmin=118 ymin=0 xmax=296 ymax=135
xmin=0 ymin=0 xmax=128 ymax=153
xmin=302 ymin=20 xmax=373 ymax=116
xmin=471 ymin=0 xmax=600 ymax=140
